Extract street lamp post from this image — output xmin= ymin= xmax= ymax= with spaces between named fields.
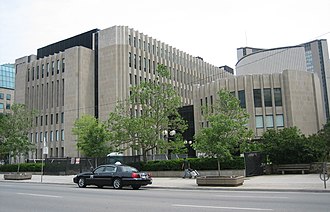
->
xmin=163 ymin=129 xmax=176 ymax=160
xmin=41 ymin=137 xmax=48 ymax=183
xmin=183 ymin=140 xmax=196 ymax=158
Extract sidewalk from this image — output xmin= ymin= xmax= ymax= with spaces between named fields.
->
xmin=0 ymin=173 xmax=329 ymax=192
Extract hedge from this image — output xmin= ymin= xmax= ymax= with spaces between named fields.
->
xmin=0 ymin=163 xmax=42 ymax=172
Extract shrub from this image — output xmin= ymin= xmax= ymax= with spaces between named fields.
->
xmin=0 ymin=163 xmax=42 ymax=172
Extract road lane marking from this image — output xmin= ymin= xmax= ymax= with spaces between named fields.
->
xmin=17 ymin=193 xmax=62 ymax=198
xmin=172 ymin=204 xmax=273 ymax=211
xmin=216 ymin=195 xmax=288 ymax=199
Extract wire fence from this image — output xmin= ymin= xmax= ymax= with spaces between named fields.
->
xmin=42 ymin=154 xmax=188 ymax=175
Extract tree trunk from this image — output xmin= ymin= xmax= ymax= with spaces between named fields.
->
xmin=17 ymin=154 xmax=21 ymax=173
xmin=217 ymin=158 xmax=221 ymax=176
xmin=95 ymin=157 xmax=98 ymax=168
xmin=142 ymin=150 xmax=147 ymax=162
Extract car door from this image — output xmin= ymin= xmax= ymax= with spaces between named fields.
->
xmin=88 ymin=166 xmax=106 ymax=185
xmin=102 ymin=165 xmax=117 ymax=185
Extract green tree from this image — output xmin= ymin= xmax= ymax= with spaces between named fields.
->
xmin=72 ymin=114 xmax=112 ymax=158
xmin=312 ymin=120 xmax=330 ymax=162
xmin=107 ymin=65 xmax=187 ymax=161
xmin=0 ymin=104 xmax=35 ymax=171
xmin=240 ymin=139 xmax=264 ymax=153
xmin=261 ymin=127 xmax=318 ymax=164
xmin=193 ymin=89 xmax=253 ymax=175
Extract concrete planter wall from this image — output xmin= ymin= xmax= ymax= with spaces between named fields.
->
xmin=196 ymin=175 xmax=244 ymax=186
xmin=4 ymin=173 xmax=32 ymax=180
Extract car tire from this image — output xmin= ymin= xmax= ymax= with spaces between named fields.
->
xmin=113 ymin=178 xmax=122 ymax=189
xmin=132 ymin=185 xmax=141 ymax=190
xmin=78 ymin=178 xmax=86 ymax=188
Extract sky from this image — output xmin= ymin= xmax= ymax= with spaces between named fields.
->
xmin=1 ymin=0 xmax=330 ymax=69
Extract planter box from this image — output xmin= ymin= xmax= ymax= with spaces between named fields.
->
xmin=4 ymin=173 xmax=32 ymax=180
xmin=196 ymin=175 xmax=244 ymax=187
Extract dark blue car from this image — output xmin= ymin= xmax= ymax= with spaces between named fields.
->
xmin=73 ymin=164 xmax=152 ymax=190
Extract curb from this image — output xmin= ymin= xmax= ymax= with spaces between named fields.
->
xmin=148 ymin=186 xmax=330 ymax=193
xmin=2 ymin=179 xmax=329 ymax=193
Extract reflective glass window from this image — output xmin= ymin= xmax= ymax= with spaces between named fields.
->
xmin=238 ymin=90 xmax=246 ymax=108
xmin=253 ymin=89 xmax=262 ymax=107
xmin=264 ymin=88 xmax=272 ymax=107
xmin=274 ymin=88 xmax=282 ymax=106
xmin=266 ymin=115 xmax=274 ymax=128
xmin=276 ymin=114 xmax=284 ymax=127
xmin=255 ymin=115 xmax=263 ymax=128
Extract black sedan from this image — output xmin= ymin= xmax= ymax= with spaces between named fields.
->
xmin=73 ymin=164 xmax=152 ymax=190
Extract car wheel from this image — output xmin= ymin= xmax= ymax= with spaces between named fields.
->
xmin=132 ymin=185 xmax=141 ymax=190
xmin=113 ymin=178 xmax=122 ymax=189
xmin=78 ymin=178 xmax=86 ymax=188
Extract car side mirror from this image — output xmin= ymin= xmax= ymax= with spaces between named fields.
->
xmin=90 ymin=167 xmax=94 ymax=172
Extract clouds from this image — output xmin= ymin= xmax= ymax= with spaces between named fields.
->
xmin=0 ymin=0 xmax=329 ymax=68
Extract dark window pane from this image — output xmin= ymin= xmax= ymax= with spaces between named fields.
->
xmin=253 ymin=89 xmax=262 ymax=107
xmin=264 ymin=88 xmax=272 ymax=107
xmin=274 ymin=88 xmax=282 ymax=106
xmin=238 ymin=90 xmax=246 ymax=108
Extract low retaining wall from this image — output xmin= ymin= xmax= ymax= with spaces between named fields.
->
xmin=149 ymin=170 xmax=245 ymax=177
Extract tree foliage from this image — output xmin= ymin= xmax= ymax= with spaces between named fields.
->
xmin=72 ymin=114 xmax=112 ymax=157
xmin=261 ymin=127 xmax=320 ymax=164
xmin=0 ymin=104 xmax=35 ymax=167
xmin=193 ymin=89 xmax=253 ymax=175
xmin=309 ymin=120 xmax=330 ymax=162
xmin=318 ymin=120 xmax=330 ymax=161
xmin=107 ymin=65 xmax=187 ymax=161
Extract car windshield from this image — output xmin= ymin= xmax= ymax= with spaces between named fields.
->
xmin=121 ymin=166 xmax=138 ymax=173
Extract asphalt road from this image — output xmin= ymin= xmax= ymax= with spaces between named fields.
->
xmin=1 ymin=182 xmax=329 ymax=212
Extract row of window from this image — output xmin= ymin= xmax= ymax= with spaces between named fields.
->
xmin=128 ymin=52 xmax=203 ymax=83
xmin=256 ymin=114 xmax=284 ymax=128
xmin=27 ymin=58 xmax=65 ymax=82
xmin=0 ymin=93 xmax=11 ymax=100
xmin=129 ymin=35 xmax=169 ymax=57
xmin=0 ymin=103 xmax=10 ymax=110
xmin=253 ymin=88 xmax=282 ymax=107
xmin=200 ymin=88 xmax=282 ymax=114
xmin=128 ymin=35 xmax=227 ymax=82
xmin=129 ymin=52 xmax=157 ymax=73
xmin=35 ymin=147 xmax=64 ymax=158
xmin=35 ymin=112 xmax=64 ymax=127
xmin=129 ymin=34 xmax=193 ymax=63
xmin=28 ymin=79 xmax=65 ymax=110
xmin=31 ymin=129 xmax=64 ymax=143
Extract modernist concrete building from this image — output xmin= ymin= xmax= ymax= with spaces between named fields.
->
xmin=15 ymin=26 xmax=328 ymax=159
xmin=236 ymin=40 xmax=330 ymax=121
xmin=15 ymin=26 xmax=231 ymax=159
xmin=193 ymin=70 xmax=325 ymax=137
xmin=0 ymin=64 xmax=15 ymax=113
